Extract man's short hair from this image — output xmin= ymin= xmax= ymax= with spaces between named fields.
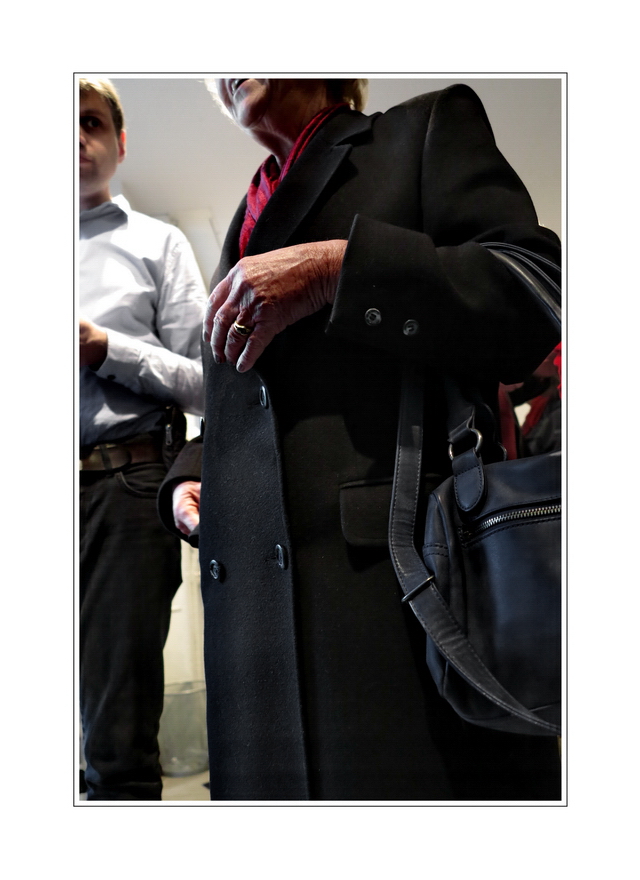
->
xmin=79 ymin=77 xmax=125 ymax=136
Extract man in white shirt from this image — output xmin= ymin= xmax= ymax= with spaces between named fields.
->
xmin=78 ymin=77 xmax=207 ymax=800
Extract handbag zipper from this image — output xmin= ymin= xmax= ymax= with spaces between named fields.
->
xmin=459 ymin=503 xmax=561 ymax=541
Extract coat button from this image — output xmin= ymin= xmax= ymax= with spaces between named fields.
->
xmin=209 ymin=559 xmax=224 ymax=581
xmin=275 ymin=544 xmax=288 ymax=570
xmin=403 ymin=319 xmax=420 ymax=336
xmin=365 ymin=308 xmax=382 ymax=326
xmin=259 ymin=385 xmax=269 ymax=408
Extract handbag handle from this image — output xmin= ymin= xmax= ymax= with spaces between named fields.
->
xmin=444 ymin=245 xmax=562 ymax=510
xmin=485 ymin=243 xmax=561 ymax=333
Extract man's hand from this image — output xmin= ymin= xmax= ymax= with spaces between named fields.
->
xmin=79 ymin=318 xmax=108 ymax=368
xmin=172 ymin=480 xmax=201 ymax=536
xmin=203 ymin=240 xmax=347 ymax=372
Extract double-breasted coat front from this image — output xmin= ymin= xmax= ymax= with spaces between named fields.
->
xmin=160 ymin=85 xmax=561 ymax=801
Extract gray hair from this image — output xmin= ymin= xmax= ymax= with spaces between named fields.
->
xmin=203 ymin=78 xmax=368 ymax=117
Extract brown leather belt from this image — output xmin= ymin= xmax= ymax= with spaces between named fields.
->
xmin=80 ymin=433 xmax=164 ymax=472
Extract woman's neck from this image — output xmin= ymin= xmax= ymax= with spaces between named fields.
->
xmin=258 ymin=86 xmax=338 ymax=169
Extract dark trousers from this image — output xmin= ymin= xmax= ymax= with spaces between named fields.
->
xmin=80 ymin=462 xmax=182 ymax=800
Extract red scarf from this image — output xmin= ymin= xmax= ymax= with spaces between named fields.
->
xmin=498 ymin=385 xmax=520 ymax=461
xmin=521 ymin=343 xmax=563 ymax=437
xmin=239 ymin=103 xmax=348 ymax=257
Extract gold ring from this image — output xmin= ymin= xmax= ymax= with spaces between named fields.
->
xmin=233 ymin=322 xmax=254 ymax=337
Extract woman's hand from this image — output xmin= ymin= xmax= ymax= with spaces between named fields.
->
xmin=203 ymin=240 xmax=347 ymax=372
xmin=172 ymin=480 xmax=201 ymax=536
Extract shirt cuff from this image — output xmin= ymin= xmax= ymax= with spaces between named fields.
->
xmin=94 ymin=328 xmax=143 ymax=384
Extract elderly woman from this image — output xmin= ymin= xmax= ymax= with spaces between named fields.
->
xmin=159 ymin=78 xmax=561 ymax=801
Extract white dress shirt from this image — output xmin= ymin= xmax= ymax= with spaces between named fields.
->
xmin=79 ymin=195 xmax=207 ymax=447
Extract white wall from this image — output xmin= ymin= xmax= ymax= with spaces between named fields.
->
xmin=164 ymin=544 xmax=205 ymax=688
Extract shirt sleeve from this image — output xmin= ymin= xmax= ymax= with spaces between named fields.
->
xmin=95 ymin=230 xmax=208 ymax=416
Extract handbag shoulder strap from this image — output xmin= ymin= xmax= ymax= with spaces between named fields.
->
xmin=388 ymin=362 xmax=560 ymax=735
xmin=388 ymin=245 xmax=562 ymax=735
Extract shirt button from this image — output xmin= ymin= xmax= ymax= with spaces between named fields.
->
xmin=275 ymin=544 xmax=288 ymax=570
xmin=403 ymin=319 xmax=420 ymax=336
xmin=259 ymin=385 xmax=269 ymax=408
xmin=209 ymin=559 xmax=224 ymax=581
xmin=365 ymin=308 xmax=382 ymax=326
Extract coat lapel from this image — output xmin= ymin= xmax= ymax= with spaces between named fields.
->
xmin=244 ymin=110 xmax=374 ymax=257
xmin=212 ymin=198 xmax=246 ymax=290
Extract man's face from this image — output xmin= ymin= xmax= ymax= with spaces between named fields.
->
xmin=79 ymin=91 xmax=125 ymax=209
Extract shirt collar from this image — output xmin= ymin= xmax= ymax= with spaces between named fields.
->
xmin=79 ymin=193 xmax=130 ymax=223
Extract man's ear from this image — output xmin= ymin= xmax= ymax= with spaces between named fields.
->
xmin=118 ymin=129 xmax=127 ymax=163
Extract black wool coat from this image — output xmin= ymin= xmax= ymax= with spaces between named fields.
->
xmin=159 ymin=85 xmax=561 ymax=801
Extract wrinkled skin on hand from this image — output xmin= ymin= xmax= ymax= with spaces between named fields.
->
xmin=172 ymin=480 xmax=201 ymax=536
xmin=203 ymin=240 xmax=347 ymax=372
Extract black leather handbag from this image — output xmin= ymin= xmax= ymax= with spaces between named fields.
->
xmin=389 ymin=244 xmax=562 ymax=737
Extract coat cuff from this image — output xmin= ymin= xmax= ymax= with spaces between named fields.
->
xmin=327 ymin=214 xmax=441 ymax=361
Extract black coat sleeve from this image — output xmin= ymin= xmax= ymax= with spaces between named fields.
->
xmin=327 ymin=84 xmax=560 ymax=384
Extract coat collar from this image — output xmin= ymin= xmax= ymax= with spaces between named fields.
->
xmin=218 ymin=109 xmax=374 ymax=266
xmin=215 ymin=198 xmax=246 ymax=285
